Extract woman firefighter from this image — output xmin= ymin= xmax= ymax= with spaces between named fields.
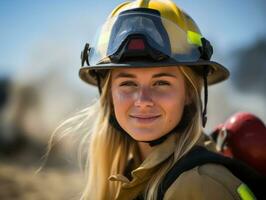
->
xmin=55 ymin=0 xmax=263 ymax=199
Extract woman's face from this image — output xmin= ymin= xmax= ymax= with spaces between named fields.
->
xmin=111 ymin=67 xmax=187 ymax=141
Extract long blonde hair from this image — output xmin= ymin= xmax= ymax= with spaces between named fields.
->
xmin=47 ymin=66 xmax=204 ymax=200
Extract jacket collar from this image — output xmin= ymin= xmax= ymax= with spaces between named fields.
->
xmin=109 ymin=134 xmax=177 ymax=185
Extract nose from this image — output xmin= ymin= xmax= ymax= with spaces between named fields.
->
xmin=134 ymin=87 xmax=154 ymax=108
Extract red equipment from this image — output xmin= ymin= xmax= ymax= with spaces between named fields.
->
xmin=211 ymin=112 xmax=266 ymax=176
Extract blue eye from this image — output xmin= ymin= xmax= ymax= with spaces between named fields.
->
xmin=119 ymin=81 xmax=137 ymax=87
xmin=154 ymin=81 xmax=170 ymax=86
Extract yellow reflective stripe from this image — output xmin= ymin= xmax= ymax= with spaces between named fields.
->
xmin=237 ymin=184 xmax=256 ymax=200
xmin=187 ymin=30 xmax=202 ymax=46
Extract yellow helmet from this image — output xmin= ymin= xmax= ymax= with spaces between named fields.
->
xmin=79 ymin=0 xmax=229 ymax=86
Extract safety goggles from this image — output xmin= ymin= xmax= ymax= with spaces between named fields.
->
xmin=87 ymin=8 xmax=207 ymax=66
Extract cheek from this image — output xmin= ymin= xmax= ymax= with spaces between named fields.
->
xmin=112 ymin=89 xmax=134 ymax=118
xmin=155 ymin=89 xmax=185 ymax=106
xmin=157 ymin=91 xmax=186 ymax=123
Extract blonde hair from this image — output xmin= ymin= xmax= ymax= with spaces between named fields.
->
xmin=47 ymin=66 xmax=204 ymax=200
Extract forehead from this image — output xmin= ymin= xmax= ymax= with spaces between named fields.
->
xmin=111 ymin=66 xmax=182 ymax=78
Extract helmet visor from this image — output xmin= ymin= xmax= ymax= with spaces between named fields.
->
xmin=89 ymin=10 xmax=202 ymax=66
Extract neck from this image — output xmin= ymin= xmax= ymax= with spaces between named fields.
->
xmin=137 ymin=141 xmax=153 ymax=161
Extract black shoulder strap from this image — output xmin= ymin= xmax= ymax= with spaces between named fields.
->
xmin=157 ymin=146 xmax=265 ymax=200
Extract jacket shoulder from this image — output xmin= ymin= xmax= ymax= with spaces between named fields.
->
xmin=164 ymin=163 xmax=242 ymax=200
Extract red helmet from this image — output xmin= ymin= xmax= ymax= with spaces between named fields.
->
xmin=212 ymin=112 xmax=266 ymax=176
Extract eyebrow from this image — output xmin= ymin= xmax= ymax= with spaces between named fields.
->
xmin=114 ymin=72 xmax=177 ymax=79
xmin=152 ymin=73 xmax=177 ymax=78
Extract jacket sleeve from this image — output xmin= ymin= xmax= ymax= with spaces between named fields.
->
xmin=164 ymin=164 xmax=243 ymax=200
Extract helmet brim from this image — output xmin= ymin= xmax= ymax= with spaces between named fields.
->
xmin=79 ymin=60 xmax=229 ymax=86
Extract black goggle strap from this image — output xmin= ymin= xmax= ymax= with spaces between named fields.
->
xmin=81 ymin=43 xmax=90 ymax=66
xmin=200 ymin=38 xmax=213 ymax=61
xmin=80 ymin=43 xmax=102 ymax=94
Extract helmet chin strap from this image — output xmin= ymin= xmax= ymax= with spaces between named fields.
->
xmin=202 ymin=66 xmax=209 ymax=128
xmin=109 ymin=114 xmax=174 ymax=147
xmin=109 ymin=104 xmax=196 ymax=147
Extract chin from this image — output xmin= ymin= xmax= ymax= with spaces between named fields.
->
xmin=128 ymin=128 xmax=163 ymax=141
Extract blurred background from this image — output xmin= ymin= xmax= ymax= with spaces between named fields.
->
xmin=0 ymin=0 xmax=265 ymax=199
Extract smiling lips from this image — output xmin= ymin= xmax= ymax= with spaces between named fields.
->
xmin=129 ymin=114 xmax=161 ymax=123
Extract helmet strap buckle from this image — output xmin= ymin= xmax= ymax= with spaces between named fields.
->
xmin=199 ymin=38 xmax=213 ymax=60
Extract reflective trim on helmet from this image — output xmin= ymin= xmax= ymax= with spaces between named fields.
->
xmin=187 ymin=30 xmax=203 ymax=46
xmin=237 ymin=184 xmax=256 ymax=200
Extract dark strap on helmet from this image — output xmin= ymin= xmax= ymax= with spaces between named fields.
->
xmin=202 ymin=66 xmax=209 ymax=127
xmin=95 ymin=73 xmax=102 ymax=94
xmin=199 ymin=38 xmax=212 ymax=128
xmin=81 ymin=43 xmax=90 ymax=66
